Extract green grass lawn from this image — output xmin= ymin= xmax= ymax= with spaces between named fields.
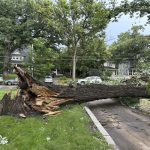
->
xmin=0 ymin=89 xmax=111 ymax=150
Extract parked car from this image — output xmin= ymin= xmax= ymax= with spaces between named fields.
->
xmin=0 ymin=77 xmax=3 ymax=84
xmin=44 ymin=75 xmax=53 ymax=84
xmin=4 ymin=78 xmax=19 ymax=85
xmin=77 ymin=76 xmax=102 ymax=85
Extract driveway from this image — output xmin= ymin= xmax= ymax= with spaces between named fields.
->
xmin=87 ymin=99 xmax=150 ymax=150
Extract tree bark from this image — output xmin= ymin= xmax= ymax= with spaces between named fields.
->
xmin=72 ymin=43 xmax=78 ymax=81
xmin=3 ymin=40 xmax=13 ymax=76
xmin=59 ymin=84 xmax=148 ymax=102
xmin=3 ymin=48 xmax=11 ymax=76
xmin=72 ymin=52 xmax=76 ymax=81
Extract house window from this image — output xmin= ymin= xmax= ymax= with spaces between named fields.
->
xmin=115 ymin=70 xmax=118 ymax=75
xmin=129 ymin=69 xmax=135 ymax=75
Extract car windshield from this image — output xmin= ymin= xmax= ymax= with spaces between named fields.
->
xmin=85 ymin=77 xmax=91 ymax=80
xmin=45 ymin=76 xmax=52 ymax=78
xmin=85 ymin=76 xmax=100 ymax=80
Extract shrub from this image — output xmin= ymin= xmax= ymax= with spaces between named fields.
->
xmin=4 ymin=74 xmax=17 ymax=80
xmin=119 ymin=97 xmax=139 ymax=106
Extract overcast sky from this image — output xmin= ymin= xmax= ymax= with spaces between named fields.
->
xmin=105 ymin=0 xmax=150 ymax=45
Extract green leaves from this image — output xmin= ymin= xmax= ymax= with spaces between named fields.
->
xmin=111 ymin=0 xmax=150 ymax=23
xmin=51 ymin=0 xmax=110 ymax=78
xmin=0 ymin=0 xmax=112 ymax=78
xmin=110 ymin=25 xmax=149 ymax=63
xmin=26 ymin=38 xmax=58 ymax=79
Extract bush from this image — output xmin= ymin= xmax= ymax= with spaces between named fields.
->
xmin=58 ymin=76 xmax=68 ymax=81
xmin=119 ymin=97 xmax=139 ymax=106
xmin=4 ymin=74 xmax=17 ymax=80
xmin=87 ymin=69 xmax=100 ymax=76
xmin=102 ymin=70 xmax=112 ymax=81
xmin=57 ymin=76 xmax=72 ymax=85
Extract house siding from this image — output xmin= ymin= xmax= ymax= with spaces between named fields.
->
xmin=105 ymin=61 xmax=135 ymax=77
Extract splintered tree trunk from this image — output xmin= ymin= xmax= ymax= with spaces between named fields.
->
xmin=0 ymin=93 xmax=32 ymax=116
xmin=0 ymin=66 xmax=149 ymax=117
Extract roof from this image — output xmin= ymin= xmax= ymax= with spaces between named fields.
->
xmin=11 ymin=47 xmax=30 ymax=57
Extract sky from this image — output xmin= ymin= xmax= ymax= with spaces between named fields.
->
xmin=105 ymin=0 xmax=150 ymax=45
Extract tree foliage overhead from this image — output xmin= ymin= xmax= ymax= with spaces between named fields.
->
xmin=0 ymin=0 xmax=113 ymax=78
xmin=112 ymin=0 xmax=150 ymax=23
xmin=0 ymin=0 xmax=59 ymax=75
xmin=0 ymin=0 xmax=35 ymax=74
xmin=52 ymin=0 xmax=110 ymax=79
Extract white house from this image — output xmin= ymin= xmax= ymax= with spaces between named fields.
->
xmin=104 ymin=60 xmax=136 ymax=77
xmin=11 ymin=49 xmax=24 ymax=65
xmin=11 ymin=48 xmax=30 ymax=66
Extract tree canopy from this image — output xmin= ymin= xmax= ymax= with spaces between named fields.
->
xmin=112 ymin=0 xmax=150 ymax=23
xmin=110 ymin=25 xmax=150 ymax=66
xmin=0 ymin=0 xmax=112 ymax=79
xmin=51 ymin=0 xmax=110 ymax=80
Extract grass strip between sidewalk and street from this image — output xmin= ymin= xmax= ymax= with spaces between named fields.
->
xmin=0 ymin=89 xmax=111 ymax=150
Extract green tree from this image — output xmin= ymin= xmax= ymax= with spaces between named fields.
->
xmin=77 ymin=36 xmax=110 ymax=77
xmin=0 ymin=46 xmax=4 ymax=74
xmin=57 ymin=36 xmax=110 ymax=77
xmin=0 ymin=0 xmax=35 ymax=75
xmin=26 ymin=38 xmax=58 ymax=79
xmin=136 ymin=59 xmax=150 ymax=76
xmin=110 ymin=25 xmax=150 ymax=67
xmin=52 ymin=0 xmax=110 ymax=80
xmin=0 ymin=0 xmax=60 ymax=77
xmin=112 ymin=0 xmax=150 ymax=22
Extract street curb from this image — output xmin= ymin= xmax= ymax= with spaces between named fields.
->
xmin=84 ymin=106 xmax=119 ymax=150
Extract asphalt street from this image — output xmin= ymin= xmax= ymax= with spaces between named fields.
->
xmin=88 ymin=99 xmax=150 ymax=150
xmin=0 ymin=85 xmax=17 ymax=90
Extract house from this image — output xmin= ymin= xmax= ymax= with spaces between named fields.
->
xmin=104 ymin=60 xmax=136 ymax=78
xmin=11 ymin=48 xmax=30 ymax=66
xmin=104 ymin=61 xmax=117 ymax=76
xmin=11 ymin=49 xmax=24 ymax=66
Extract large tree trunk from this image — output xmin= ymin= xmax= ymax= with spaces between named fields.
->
xmin=72 ymin=46 xmax=77 ymax=81
xmin=63 ymin=84 xmax=148 ymax=102
xmin=0 ymin=66 xmax=149 ymax=117
xmin=3 ymin=41 xmax=12 ymax=76
xmin=3 ymin=49 xmax=11 ymax=76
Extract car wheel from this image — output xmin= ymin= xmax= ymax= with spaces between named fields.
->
xmin=80 ymin=81 xmax=85 ymax=85
xmin=7 ymin=82 xmax=12 ymax=85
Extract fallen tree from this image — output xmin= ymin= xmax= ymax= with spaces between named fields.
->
xmin=0 ymin=66 xmax=149 ymax=117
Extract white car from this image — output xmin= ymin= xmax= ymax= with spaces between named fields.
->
xmin=4 ymin=78 xmax=19 ymax=85
xmin=77 ymin=76 xmax=102 ymax=85
xmin=44 ymin=76 xmax=53 ymax=84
